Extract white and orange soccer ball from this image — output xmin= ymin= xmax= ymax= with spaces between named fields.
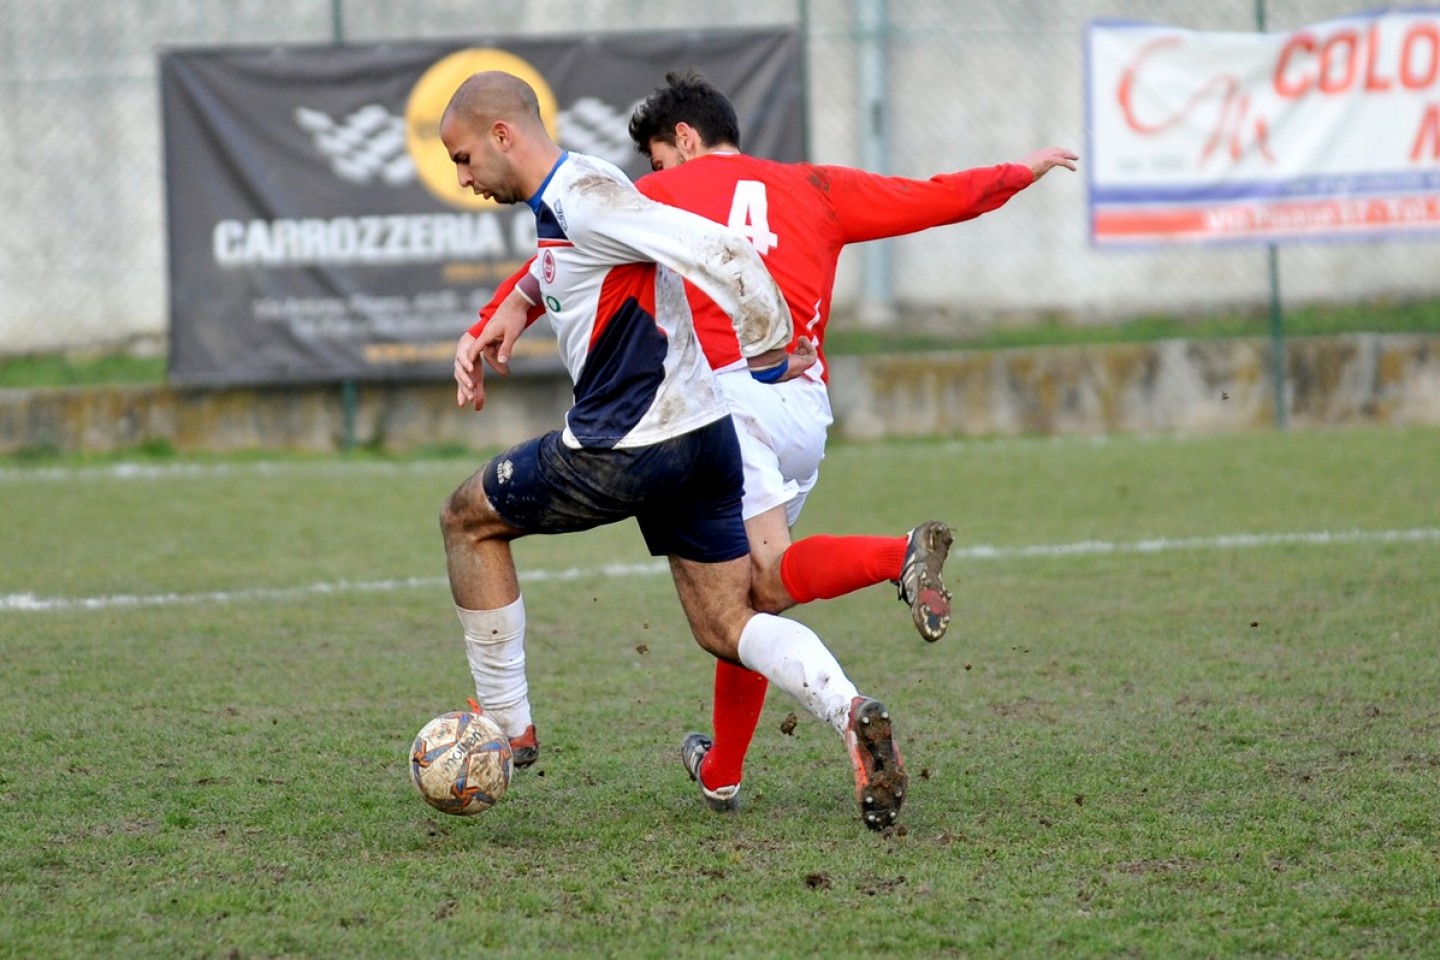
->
xmin=409 ymin=710 xmax=513 ymax=815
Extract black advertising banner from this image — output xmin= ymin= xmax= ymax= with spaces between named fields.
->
xmin=160 ymin=30 xmax=804 ymax=386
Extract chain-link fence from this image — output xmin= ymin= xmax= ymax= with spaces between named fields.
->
xmin=2 ymin=0 xmax=1435 ymax=357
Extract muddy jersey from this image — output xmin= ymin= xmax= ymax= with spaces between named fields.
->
xmin=636 ymin=155 xmax=1034 ymax=382
xmin=520 ymin=152 xmax=791 ymax=450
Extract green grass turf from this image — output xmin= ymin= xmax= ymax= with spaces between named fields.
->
xmin=2 ymin=428 xmax=1438 ymax=958
xmin=0 ymin=351 xmax=166 ymax=389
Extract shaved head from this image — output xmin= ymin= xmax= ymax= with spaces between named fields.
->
xmin=444 ymin=71 xmax=544 ymax=131
xmin=439 ymin=70 xmax=560 ymax=205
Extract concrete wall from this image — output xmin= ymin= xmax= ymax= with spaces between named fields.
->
xmin=5 ymin=0 xmax=1439 ymax=355
xmin=831 ymin=335 xmax=1440 ymax=439
xmin=3 ymin=335 xmax=1437 ymax=457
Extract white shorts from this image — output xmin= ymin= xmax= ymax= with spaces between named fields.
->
xmin=717 ymin=370 xmax=833 ymax=526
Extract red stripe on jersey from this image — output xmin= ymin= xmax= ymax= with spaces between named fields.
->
xmin=469 ymin=257 xmax=545 ymax=337
xmin=590 ymin=262 xmax=657 ymax=351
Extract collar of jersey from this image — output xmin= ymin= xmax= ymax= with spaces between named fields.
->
xmin=527 ymin=151 xmax=570 ymax=213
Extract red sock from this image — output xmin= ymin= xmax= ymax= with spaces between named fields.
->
xmin=778 ymin=534 xmax=907 ymax=604
xmin=702 ymin=659 xmax=768 ymax=790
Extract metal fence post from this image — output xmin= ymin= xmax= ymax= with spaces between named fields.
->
xmin=1257 ymin=0 xmax=1287 ymax=430
xmin=331 ymin=0 xmax=360 ymax=451
xmin=855 ymin=0 xmax=895 ymax=328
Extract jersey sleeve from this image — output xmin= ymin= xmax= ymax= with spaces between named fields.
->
xmin=817 ymin=162 xmax=1036 ymax=244
xmin=572 ymin=177 xmax=792 ymax=359
xmin=467 ymin=257 xmax=545 ymax=338
xmin=635 ymin=173 xmax=673 ymax=206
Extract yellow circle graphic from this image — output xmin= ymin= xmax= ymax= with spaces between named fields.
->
xmin=405 ymin=48 xmax=559 ymax=210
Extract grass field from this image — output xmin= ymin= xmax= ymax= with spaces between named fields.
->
xmin=2 ymin=428 xmax=1438 ymax=958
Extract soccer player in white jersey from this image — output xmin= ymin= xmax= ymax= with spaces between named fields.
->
xmin=440 ymin=71 xmax=908 ymax=830
xmin=465 ymin=70 xmax=1077 ymax=816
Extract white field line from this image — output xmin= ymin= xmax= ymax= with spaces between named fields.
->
xmin=0 ymin=562 xmax=669 ymax=613
xmin=3 ymin=528 xmax=1437 ymax=613
xmin=0 ymin=434 xmax=1169 ymax=484
xmin=951 ymin=527 xmax=1440 ymax=559
xmin=0 ymin=460 xmax=467 ymax=483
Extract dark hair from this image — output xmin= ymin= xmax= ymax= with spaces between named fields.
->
xmin=627 ymin=69 xmax=741 ymax=156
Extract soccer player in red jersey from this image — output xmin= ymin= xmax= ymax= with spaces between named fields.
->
xmin=632 ymin=71 xmax=1076 ymax=811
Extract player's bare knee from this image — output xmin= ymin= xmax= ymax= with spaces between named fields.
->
xmin=439 ymin=473 xmax=490 ymax=537
xmin=438 ymin=490 xmax=467 ymax=537
xmin=748 ymin=560 xmax=794 ymax=614
xmin=748 ymin=581 xmax=789 ymax=614
xmin=686 ymin=598 xmax=746 ymax=661
xmin=692 ymin=616 xmax=744 ymax=661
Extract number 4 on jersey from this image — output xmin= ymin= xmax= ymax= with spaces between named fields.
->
xmin=727 ymin=180 xmax=779 ymax=255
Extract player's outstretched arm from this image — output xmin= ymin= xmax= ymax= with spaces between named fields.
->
xmin=1022 ymin=147 xmax=1080 ymax=181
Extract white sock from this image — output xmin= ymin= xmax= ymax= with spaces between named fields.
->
xmin=736 ymin=613 xmax=857 ymax=735
xmin=456 ymin=596 xmax=533 ymax=740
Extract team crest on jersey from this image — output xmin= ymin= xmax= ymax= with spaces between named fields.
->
xmin=495 ymin=459 xmax=514 ymax=484
xmin=541 ymin=249 xmax=556 ymax=283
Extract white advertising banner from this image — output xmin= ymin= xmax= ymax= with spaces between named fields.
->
xmin=1087 ymin=9 xmax=1440 ymax=245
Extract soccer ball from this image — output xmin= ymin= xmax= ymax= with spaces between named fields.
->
xmin=409 ymin=710 xmax=513 ymax=815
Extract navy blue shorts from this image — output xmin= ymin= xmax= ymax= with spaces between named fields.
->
xmin=481 ymin=417 xmax=749 ymax=564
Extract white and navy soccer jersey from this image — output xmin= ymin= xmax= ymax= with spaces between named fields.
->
xmin=518 ymin=151 xmax=792 ymax=450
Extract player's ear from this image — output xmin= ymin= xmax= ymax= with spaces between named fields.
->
xmin=675 ymin=122 xmax=699 ymax=158
xmin=490 ymin=120 xmax=512 ymax=151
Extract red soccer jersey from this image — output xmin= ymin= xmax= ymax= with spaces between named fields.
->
xmin=634 ymin=154 xmax=1034 ymax=380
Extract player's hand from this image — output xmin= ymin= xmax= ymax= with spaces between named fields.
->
xmin=476 ymin=318 xmax=514 ymax=379
xmin=1022 ymin=147 xmax=1079 ymax=180
xmin=779 ymin=336 xmax=818 ymax=381
xmin=747 ymin=339 xmax=818 ymax=384
xmin=457 ymin=297 xmax=530 ymax=410
xmin=479 ymin=298 xmax=528 ymax=377
xmin=454 ymin=331 xmax=486 ymax=410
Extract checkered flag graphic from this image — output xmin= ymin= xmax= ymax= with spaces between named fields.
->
xmin=292 ymin=96 xmax=645 ymax=188
xmin=558 ymin=97 xmax=646 ymax=168
xmin=295 ymin=104 xmax=415 ymax=185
